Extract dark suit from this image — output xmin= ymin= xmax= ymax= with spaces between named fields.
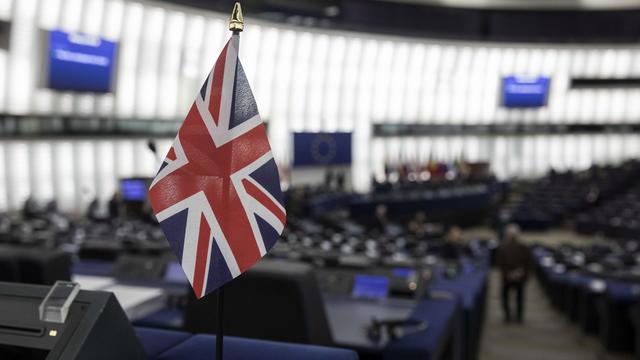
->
xmin=496 ymin=241 xmax=531 ymax=322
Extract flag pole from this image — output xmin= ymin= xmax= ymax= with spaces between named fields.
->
xmin=216 ymin=286 xmax=225 ymax=359
xmin=216 ymin=3 xmax=243 ymax=360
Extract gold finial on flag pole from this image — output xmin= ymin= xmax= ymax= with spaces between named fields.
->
xmin=229 ymin=2 xmax=244 ymax=32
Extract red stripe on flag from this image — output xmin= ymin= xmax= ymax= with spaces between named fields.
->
xmin=166 ymin=147 xmax=177 ymax=161
xmin=242 ymin=179 xmax=286 ymax=226
xmin=209 ymin=41 xmax=229 ymax=126
xmin=192 ymin=213 xmax=212 ymax=298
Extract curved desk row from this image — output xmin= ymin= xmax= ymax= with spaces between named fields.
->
xmin=534 ymin=249 xmax=640 ymax=354
xmin=430 ymin=259 xmax=489 ymax=360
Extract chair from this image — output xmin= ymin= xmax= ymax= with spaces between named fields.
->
xmin=183 ymin=260 xmax=333 ymax=346
xmin=113 ymin=254 xmax=169 ymax=280
xmin=0 ymin=246 xmax=71 ymax=285
xmin=0 ymin=255 xmax=19 ymax=282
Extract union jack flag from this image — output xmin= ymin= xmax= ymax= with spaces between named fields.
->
xmin=148 ymin=35 xmax=286 ymax=299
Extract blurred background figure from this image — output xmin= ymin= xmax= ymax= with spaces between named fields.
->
xmin=441 ymin=225 xmax=465 ymax=261
xmin=497 ymin=224 xmax=531 ymax=323
xmin=408 ymin=211 xmax=429 ymax=238
xmin=372 ymin=204 xmax=390 ymax=234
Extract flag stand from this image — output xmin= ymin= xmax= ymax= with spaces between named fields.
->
xmin=216 ymin=285 xmax=225 ymax=359
xmin=216 ymin=3 xmax=243 ymax=359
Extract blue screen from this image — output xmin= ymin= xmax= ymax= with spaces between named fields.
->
xmin=502 ymin=76 xmax=550 ymax=108
xmin=352 ymin=275 xmax=389 ymax=299
xmin=47 ymin=30 xmax=117 ymax=93
xmin=392 ymin=267 xmax=414 ymax=278
xmin=293 ymin=132 xmax=352 ymax=167
xmin=120 ymin=179 xmax=148 ymax=201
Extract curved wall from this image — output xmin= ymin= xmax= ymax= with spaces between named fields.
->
xmin=0 ymin=0 xmax=638 ymax=209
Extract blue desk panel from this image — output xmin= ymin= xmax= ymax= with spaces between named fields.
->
xmin=136 ymin=327 xmax=359 ymax=360
xmin=136 ymin=327 xmax=191 ymax=358
xmin=606 ymin=280 xmax=640 ymax=302
xmin=134 ymin=308 xmax=184 ymax=330
xmin=431 ymin=266 xmax=488 ymax=311
xmin=430 ymin=263 xmax=488 ymax=360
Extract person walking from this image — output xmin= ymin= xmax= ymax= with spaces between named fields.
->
xmin=496 ymin=224 xmax=531 ymax=323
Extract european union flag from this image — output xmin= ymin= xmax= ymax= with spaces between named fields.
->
xmin=293 ymin=132 xmax=352 ymax=167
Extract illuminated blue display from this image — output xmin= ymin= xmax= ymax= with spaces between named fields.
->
xmin=392 ymin=268 xmax=413 ymax=278
xmin=47 ymin=29 xmax=117 ymax=93
xmin=352 ymin=275 xmax=389 ymax=299
xmin=502 ymin=75 xmax=550 ymax=108
xmin=120 ymin=179 xmax=148 ymax=202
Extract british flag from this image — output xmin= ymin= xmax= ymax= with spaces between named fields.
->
xmin=148 ymin=35 xmax=286 ymax=299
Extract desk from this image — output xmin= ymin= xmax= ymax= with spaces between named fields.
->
xmin=106 ymin=284 xmax=166 ymax=320
xmin=138 ymin=291 xmax=462 ymax=360
xmin=596 ymin=280 xmax=640 ymax=352
xmin=533 ymin=255 xmax=600 ymax=334
xmin=431 ymin=265 xmax=488 ymax=360
xmin=630 ymin=304 xmax=640 ymax=360
xmin=383 ymin=296 xmax=462 ymax=360
xmin=561 ymin=273 xmax=590 ymax=322
xmin=350 ymin=188 xmax=493 ymax=224
xmin=543 ymin=270 xmax=592 ymax=316
xmin=73 ymin=275 xmax=167 ymax=320
xmin=533 ymin=253 xmax=640 ymax=349
xmin=324 ymin=294 xmax=461 ymax=360
xmin=72 ymin=274 xmax=115 ymax=290
xmin=77 ymin=259 xmax=468 ymax=360
xmin=324 ymin=296 xmax=415 ymax=352
xmin=578 ymin=285 xmax=602 ymax=335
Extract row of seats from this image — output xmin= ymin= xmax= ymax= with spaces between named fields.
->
xmin=277 ymin=216 xmax=486 ymax=271
xmin=0 ymin=246 xmax=71 ymax=284
xmin=511 ymin=160 xmax=640 ymax=230
xmin=0 ymin=198 xmax=169 ymax=258
xmin=533 ymin=242 xmax=640 ymax=355
xmin=286 ymin=178 xmax=504 ymax=228
xmin=575 ymin=183 xmax=640 ymax=238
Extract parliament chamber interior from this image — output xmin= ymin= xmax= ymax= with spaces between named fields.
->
xmin=2 ymin=0 xmax=640 ymax=359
